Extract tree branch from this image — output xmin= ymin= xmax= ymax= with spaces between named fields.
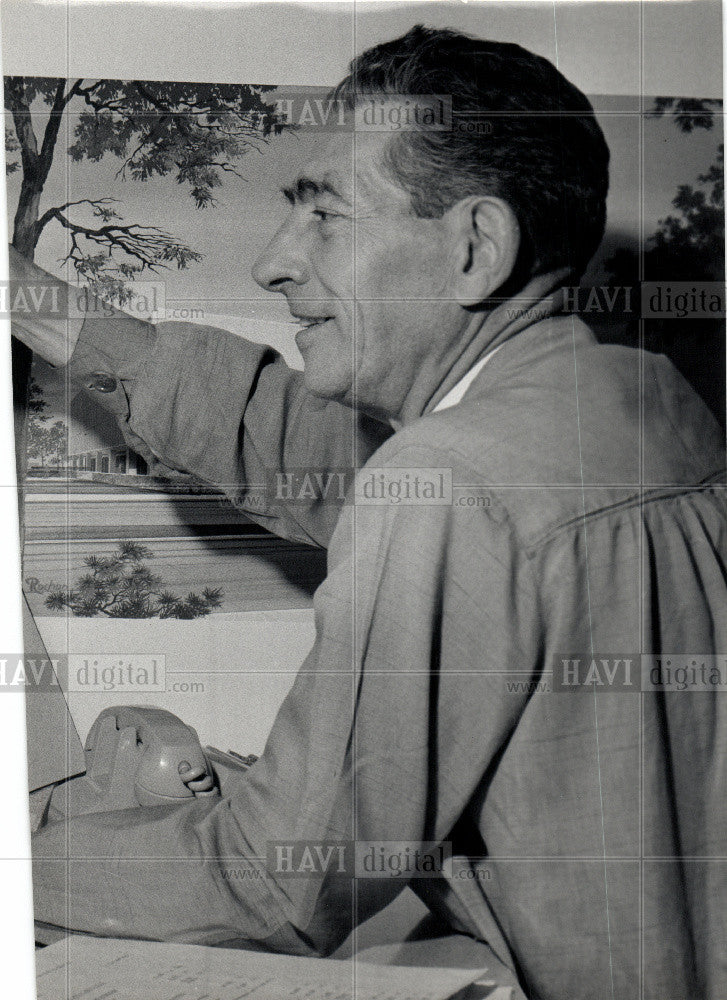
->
xmin=47 ymin=209 xmax=201 ymax=275
xmin=35 ymin=197 xmax=119 ymax=238
xmin=53 ymin=214 xmax=176 ymax=269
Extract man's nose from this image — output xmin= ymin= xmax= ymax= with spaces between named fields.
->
xmin=252 ymin=225 xmax=309 ymax=291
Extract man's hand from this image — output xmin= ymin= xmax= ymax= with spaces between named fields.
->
xmin=200 ymin=746 xmax=257 ymax=797
xmin=8 ymin=245 xmax=84 ymax=366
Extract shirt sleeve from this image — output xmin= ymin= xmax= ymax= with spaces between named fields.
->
xmin=68 ymin=308 xmax=391 ymax=547
xmin=31 ymin=442 xmax=540 ymax=954
xmin=8 ymin=246 xmax=85 ymax=367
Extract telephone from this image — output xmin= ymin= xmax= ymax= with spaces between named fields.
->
xmin=83 ymin=706 xmax=219 ymax=808
xmin=33 ymin=705 xmax=260 ymax=826
xmin=39 ymin=706 xmax=220 ymax=819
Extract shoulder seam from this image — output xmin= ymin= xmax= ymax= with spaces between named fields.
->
xmin=525 ymin=474 xmax=727 ymax=552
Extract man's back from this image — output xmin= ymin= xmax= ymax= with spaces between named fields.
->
xmin=358 ymin=314 xmax=726 ymax=999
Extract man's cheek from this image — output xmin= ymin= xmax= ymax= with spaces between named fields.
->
xmin=315 ymin=243 xmax=353 ymax=295
xmin=352 ymin=301 xmax=367 ymax=344
xmin=367 ymin=244 xmax=427 ymax=298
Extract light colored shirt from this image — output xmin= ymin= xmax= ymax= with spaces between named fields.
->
xmin=8 ymin=250 xmax=84 ymax=369
xmin=32 ymin=305 xmax=727 ymax=1000
xmin=431 ymin=344 xmax=503 ymax=413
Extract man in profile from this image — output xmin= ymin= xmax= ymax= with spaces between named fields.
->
xmin=13 ymin=25 xmax=727 ymax=1000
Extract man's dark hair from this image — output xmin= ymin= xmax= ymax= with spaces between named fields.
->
xmin=332 ymin=25 xmax=610 ymax=286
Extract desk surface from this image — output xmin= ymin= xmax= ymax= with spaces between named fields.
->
xmin=37 ymin=896 xmax=524 ymax=999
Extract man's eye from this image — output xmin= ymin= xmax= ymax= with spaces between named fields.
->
xmin=313 ymin=208 xmax=336 ymax=222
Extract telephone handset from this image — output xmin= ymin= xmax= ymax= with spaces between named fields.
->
xmin=35 ymin=705 xmax=259 ymax=825
xmin=71 ymin=706 xmax=220 ymax=813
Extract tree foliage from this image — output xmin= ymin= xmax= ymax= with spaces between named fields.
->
xmin=44 ymin=540 xmax=224 ymax=619
xmin=6 ymin=75 xmax=286 ymax=489
xmin=28 ymin=377 xmax=47 ymax=416
xmin=26 ymin=380 xmax=67 ymax=467
xmin=27 ymin=417 xmax=68 ymax=468
xmin=5 ymin=76 xmax=284 ymax=298
xmin=605 ymin=98 xmax=724 ymax=423
xmin=648 ymin=97 xmax=722 ymax=134
xmin=606 ymin=144 xmax=724 ymax=285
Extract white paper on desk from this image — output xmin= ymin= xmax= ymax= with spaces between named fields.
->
xmin=35 ymin=936 xmax=488 ymax=1000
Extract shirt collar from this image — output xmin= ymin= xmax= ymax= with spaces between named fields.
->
xmin=431 ymin=342 xmax=505 ymax=413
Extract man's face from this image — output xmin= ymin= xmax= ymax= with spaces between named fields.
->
xmin=252 ymin=129 xmax=461 ymax=421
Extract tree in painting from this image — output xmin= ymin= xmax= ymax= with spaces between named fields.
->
xmin=44 ymin=541 xmax=223 ymax=619
xmin=605 ymin=98 xmax=724 ymax=423
xmin=5 ymin=77 xmax=285 ymax=464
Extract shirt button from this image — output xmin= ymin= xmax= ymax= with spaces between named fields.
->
xmin=88 ymin=373 xmax=117 ymax=393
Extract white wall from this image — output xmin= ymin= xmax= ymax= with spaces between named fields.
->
xmin=35 ymin=609 xmax=316 ymax=753
xmin=1 ymin=1 xmax=722 ymax=98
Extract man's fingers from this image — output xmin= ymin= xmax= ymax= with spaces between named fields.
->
xmin=178 ymin=763 xmax=216 ymax=794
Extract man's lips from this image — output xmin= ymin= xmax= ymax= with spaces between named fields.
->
xmin=292 ymin=315 xmax=334 ymax=347
xmin=291 ymin=313 xmax=335 ymax=327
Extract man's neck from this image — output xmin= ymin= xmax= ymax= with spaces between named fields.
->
xmin=391 ymin=272 xmax=568 ymax=427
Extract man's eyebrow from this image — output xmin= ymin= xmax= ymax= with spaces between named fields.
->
xmin=280 ymin=174 xmax=350 ymax=205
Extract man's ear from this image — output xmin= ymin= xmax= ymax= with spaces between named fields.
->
xmin=447 ymin=196 xmax=520 ymax=306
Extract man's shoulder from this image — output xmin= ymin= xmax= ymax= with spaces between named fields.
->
xmin=400 ymin=328 xmax=723 ymax=485
xmin=368 ymin=330 xmax=725 ymax=546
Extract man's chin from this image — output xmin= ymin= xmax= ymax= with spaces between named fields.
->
xmin=301 ymin=364 xmax=353 ymax=407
